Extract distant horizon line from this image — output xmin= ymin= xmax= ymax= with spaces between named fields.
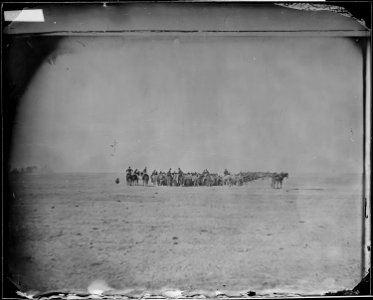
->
xmin=12 ymin=170 xmax=364 ymax=176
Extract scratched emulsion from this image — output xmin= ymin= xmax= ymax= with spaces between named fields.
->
xmin=6 ymin=32 xmax=365 ymax=295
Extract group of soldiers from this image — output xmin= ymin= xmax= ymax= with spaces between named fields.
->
xmin=126 ymin=166 xmax=148 ymax=177
xmin=150 ymin=168 xmax=220 ymax=187
xmin=125 ymin=166 xmax=150 ymax=186
xmin=124 ymin=167 xmax=288 ymax=188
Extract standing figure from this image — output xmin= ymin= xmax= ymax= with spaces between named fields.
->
xmin=177 ymin=168 xmax=184 ymax=186
xmin=167 ymin=168 xmax=173 ymax=186
xmin=151 ymin=170 xmax=158 ymax=185
xmin=126 ymin=167 xmax=133 ymax=186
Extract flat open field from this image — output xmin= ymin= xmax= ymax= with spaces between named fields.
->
xmin=7 ymin=173 xmax=363 ymax=295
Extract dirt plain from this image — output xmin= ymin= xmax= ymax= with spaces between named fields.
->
xmin=7 ymin=172 xmax=363 ymax=295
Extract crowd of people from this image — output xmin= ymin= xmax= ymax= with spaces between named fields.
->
xmin=124 ymin=167 xmax=288 ymax=188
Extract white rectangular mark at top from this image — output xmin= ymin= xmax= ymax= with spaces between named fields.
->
xmin=4 ymin=9 xmax=45 ymax=22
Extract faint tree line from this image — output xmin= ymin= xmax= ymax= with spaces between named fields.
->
xmin=9 ymin=165 xmax=52 ymax=174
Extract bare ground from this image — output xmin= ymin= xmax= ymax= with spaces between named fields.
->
xmin=7 ymin=173 xmax=362 ymax=295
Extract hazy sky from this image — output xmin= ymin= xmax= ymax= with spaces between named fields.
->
xmin=10 ymin=36 xmax=364 ymax=174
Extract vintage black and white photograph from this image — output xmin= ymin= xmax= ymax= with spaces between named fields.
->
xmin=3 ymin=2 xmax=371 ymax=299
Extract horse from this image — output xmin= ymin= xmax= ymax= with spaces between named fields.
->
xmin=166 ymin=173 xmax=173 ymax=186
xmin=172 ymin=173 xmax=179 ymax=186
xmin=151 ymin=173 xmax=158 ymax=185
xmin=191 ymin=174 xmax=199 ymax=186
xmin=173 ymin=173 xmax=184 ymax=186
xmin=216 ymin=175 xmax=224 ymax=186
xmin=131 ymin=174 xmax=139 ymax=186
xmin=126 ymin=173 xmax=133 ymax=186
xmin=198 ymin=174 xmax=206 ymax=186
xmin=142 ymin=173 xmax=149 ymax=186
xmin=157 ymin=173 xmax=168 ymax=186
xmin=271 ymin=173 xmax=288 ymax=189
xmin=236 ymin=175 xmax=244 ymax=186
xmin=203 ymin=174 xmax=214 ymax=186
xmin=182 ymin=174 xmax=193 ymax=187
xmin=213 ymin=174 xmax=223 ymax=186
xmin=223 ymin=175 xmax=235 ymax=186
